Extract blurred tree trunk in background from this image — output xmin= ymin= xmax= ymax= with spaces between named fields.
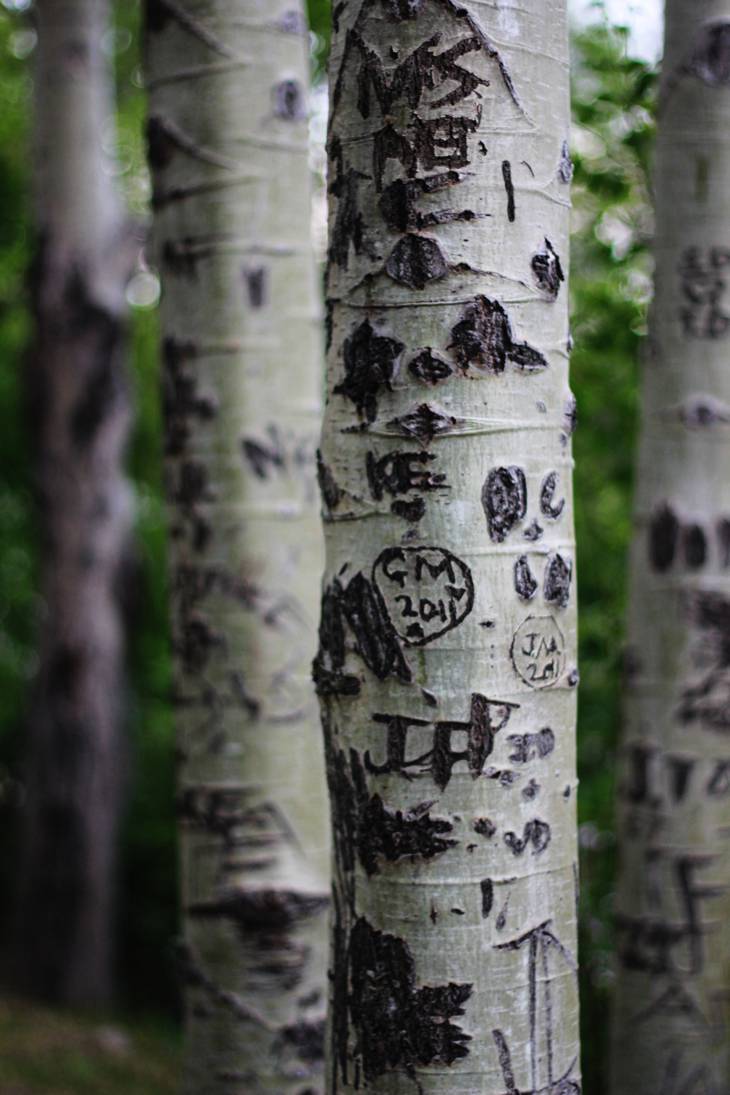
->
xmin=144 ymin=1 xmax=329 ymax=1091
xmin=317 ymin=0 xmax=581 ymax=1091
xmin=611 ymin=3 xmax=730 ymax=1091
xmin=13 ymin=0 xmax=136 ymax=1006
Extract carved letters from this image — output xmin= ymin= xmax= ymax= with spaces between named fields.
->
xmin=373 ymin=546 xmax=474 ymax=645
xmin=365 ymin=693 xmax=518 ymax=790
xmin=321 ymin=0 xmax=575 ymax=1088
xmin=511 ymin=616 xmax=567 ymax=689
xmin=679 ymin=246 xmax=730 ymax=339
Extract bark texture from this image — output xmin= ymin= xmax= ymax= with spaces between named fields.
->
xmin=319 ymin=1 xmax=580 ymax=1091
xmin=14 ymin=0 xmax=135 ymax=1006
xmin=144 ymin=2 xmax=329 ymax=1092
xmin=610 ymin=6 xmax=730 ymax=1092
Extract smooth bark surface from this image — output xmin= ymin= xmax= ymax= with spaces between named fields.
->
xmin=145 ymin=2 xmax=329 ymax=1092
xmin=611 ymin=6 xmax=730 ymax=1092
xmin=14 ymin=0 xmax=134 ymax=1006
xmin=318 ymin=1 xmax=580 ymax=1091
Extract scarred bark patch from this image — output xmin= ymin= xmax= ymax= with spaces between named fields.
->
xmin=313 ymin=570 xmax=412 ymax=695
xmin=385 ymin=402 xmax=462 ymax=444
xmin=274 ymin=1018 xmax=325 ymax=1064
xmin=163 ymin=336 xmax=216 ymax=457
xmin=327 ymin=742 xmax=457 ymax=876
xmin=532 ymin=237 xmax=564 ymax=298
xmin=679 ymin=590 xmax=730 ymax=732
xmin=482 ymin=466 xmax=527 ymax=542
xmin=273 ymin=78 xmax=305 ymax=119
xmin=349 ymin=916 xmax=472 ymax=1082
xmin=544 ymin=553 xmax=572 ymax=608
xmin=649 ymin=503 xmax=679 ymax=571
xmin=688 ymin=21 xmax=730 ymax=86
xmin=558 ymin=139 xmax=574 ymax=183
xmin=449 ymin=296 xmax=548 ymax=373
xmin=385 ymin=233 xmax=449 ymax=288
xmin=540 ymin=470 xmax=566 ymax=520
xmin=408 ymin=348 xmax=453 ymax=384
xmin=391 ymin=497 xmax=426 ymax=520
xmin=334 ymin=319 xmax=404 ymax=422
xmin=317 ymin=450 xmax=343 ymax=511
xmin=188 ymin=887 xmax=329 ymax=930
xmin=684 ymin=524 xmax=707 ymax=568
xmin=514 ymin=555 xmax=538 ymax=601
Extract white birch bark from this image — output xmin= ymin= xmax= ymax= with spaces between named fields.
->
xmin=14 ymin=0 xmax=135 ymax=1006
xmin=144 ymin=2 xmax=329 ymax=1092
xmin=610 ymin=6 xmax=730 ymax=1093
xmin=317 ymin=1 xmax=581 ymax=1091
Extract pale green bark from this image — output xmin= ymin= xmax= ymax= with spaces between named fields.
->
xmin=610 ymin=6 xmax=730 ymax=1093
xmin=318 ymin=1 xmax=580 ymax=1091
xmin=145 ymin=3 xmax=329 ymax=1092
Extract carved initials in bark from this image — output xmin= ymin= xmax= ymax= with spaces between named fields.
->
xmin=345 ymin=29 xmax=488 ymax=121
xmin=678 ymin=246 xmax=730 ymax=339
xmin=373 ymin=545 xmax=474 ymax=644
xmin=504 ymin=818 xmax=551 ymax=856
xmin=321 ymin=0 xmax=578 ymax=1088
xmin=367 ymin=449 xmax=447 ymax=500
xmin=365 ymin=693 xmax=518 ymax=789
xmin=615 ymin=854 xmax=727 ymax=978
xmin=494 ymin=921 xmax=580 ymax=1095
xmin=679 ymin=591 xmax=730 ymax=732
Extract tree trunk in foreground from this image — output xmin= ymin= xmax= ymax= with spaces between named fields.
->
xmin=14 ymin=0 xmax=134 ymax=1006
xmin=317 ymin=1 xmax=580 ymax=1091
xmin=144 ymin=2 xmax=329 ymax=1092
xmin=611 ymin=7 xmax=730 ymax=1093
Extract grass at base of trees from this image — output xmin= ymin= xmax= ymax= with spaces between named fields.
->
xmin=0 ymin=998 xmax=179 ymax=1095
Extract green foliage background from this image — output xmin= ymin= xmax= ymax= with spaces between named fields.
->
xmin=0 ymin=2 xmax=658 ymax=1090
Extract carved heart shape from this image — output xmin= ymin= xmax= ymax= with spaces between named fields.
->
xmin=372 ymin=546 xmax=474 ymax=646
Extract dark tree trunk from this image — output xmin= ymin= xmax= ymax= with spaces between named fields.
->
xmin=13 ymin=0 xmax=136 ymax=1007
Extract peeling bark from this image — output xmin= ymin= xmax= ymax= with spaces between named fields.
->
xmin=13 ymin=0 xmax=135 ymax=1007
xmin=319 ymin=0 xmax=580 ymax=1090
xmin=145 ymin=1 xmax=329 ymax=1091
xmin=610 ymin=5 xmax=730 ymax=1092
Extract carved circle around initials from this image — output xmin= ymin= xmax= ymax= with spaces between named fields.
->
xmin=511 ymin=615 xmax=566 ymax=689
xmin=372 ymin=546 xmax=474 ymax=646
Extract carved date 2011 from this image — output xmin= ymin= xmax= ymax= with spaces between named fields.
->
xmin=373 ymin=545 xmax=474 ymax=645
xmin=511 ymin=616 xmax=566 ymax=689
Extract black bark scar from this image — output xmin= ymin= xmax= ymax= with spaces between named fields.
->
xmin=349 ymin=916 xmax=472 ymax=1082
xmin=532 ymin=238 xmax=564 ymax=298
xmin=482 ymin=466 xmax=526 ymax=542
xmin=501 ymin=160 xmax=515 ymax=222
xmin=334 ymin=319 xmax=404 ymax=422
xmin=449 ymin=296 xmax=547 ymax=374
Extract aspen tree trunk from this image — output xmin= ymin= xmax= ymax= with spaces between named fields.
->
xmin=610 ymin=7 xmax=730 ymax=1093
xmin=14 ymin=0 xmax=135 ymax=1005
xmin=317 ymin=1 xmax=581 ymax=1091
xmin=144 ymin=2 xmax=329 ymax=1092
